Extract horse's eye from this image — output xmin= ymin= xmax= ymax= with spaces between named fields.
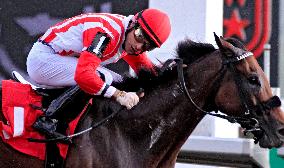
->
xmin=248 ymin=75 xmax=261 ymax=86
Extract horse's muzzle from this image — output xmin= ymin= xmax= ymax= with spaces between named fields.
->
xmin=259 ymin=126 xmax=284 ymax=148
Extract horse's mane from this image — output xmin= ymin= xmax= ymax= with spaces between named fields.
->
xmin=113 ymin=67 xmax=174 ymax=92
xmin=113 ymin=38 xmax=217 ymax=92
xmin=176 ymin=39 xmax=216 ymax=64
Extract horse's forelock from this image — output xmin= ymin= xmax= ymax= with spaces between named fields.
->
xmin=176 ymin=39 xmax=216 ymax=64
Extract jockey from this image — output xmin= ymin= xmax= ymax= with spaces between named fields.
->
xmin=26 ymin=8 xmax=171 ymax=139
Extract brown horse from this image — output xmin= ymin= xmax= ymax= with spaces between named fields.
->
xmin=0 ymin=34 xmax=284 ymax=168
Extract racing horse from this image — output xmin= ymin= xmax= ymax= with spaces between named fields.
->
xmin=0 ymin=34 xmax=284 ymax=168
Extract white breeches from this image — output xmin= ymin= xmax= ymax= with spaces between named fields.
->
xmin=26 ymin=42 xmax=122 ymax=88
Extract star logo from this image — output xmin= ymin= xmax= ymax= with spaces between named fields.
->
xmin=223 ymin=9 xmax=250 ymax=41
xmin=223 ymin=0 xmax=271 ymax=58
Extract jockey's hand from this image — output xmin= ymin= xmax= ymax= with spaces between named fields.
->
xmin=113 ymin=90 xmax=139 ymax=109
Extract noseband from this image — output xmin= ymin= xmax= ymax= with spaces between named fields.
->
xmin=174 ymin=55 xmax=281 ymax=143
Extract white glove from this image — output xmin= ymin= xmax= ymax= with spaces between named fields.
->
xmin=115 ymin=91 xmax=139 ymax=109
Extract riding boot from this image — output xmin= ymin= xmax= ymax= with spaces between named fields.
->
xmin=33 ymin=85 xmax=91 ymax=141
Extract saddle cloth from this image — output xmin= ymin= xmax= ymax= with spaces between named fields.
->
xmin=0 ymin=80 xmax=83 ymax=160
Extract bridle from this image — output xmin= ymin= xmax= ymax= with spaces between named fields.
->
xmin=174 ymin=50 xmax=281 ymax=143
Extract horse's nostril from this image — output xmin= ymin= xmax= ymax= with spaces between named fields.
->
xmin=278 ymin=128 xmax=284 ymax=136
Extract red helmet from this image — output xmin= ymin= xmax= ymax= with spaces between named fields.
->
xmin=135 ymin=8 xmax=171 ymax=48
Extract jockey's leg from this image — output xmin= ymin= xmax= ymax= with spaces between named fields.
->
xmin=33 ymin=67 xmax=119 ymax=139
xmin=27 ymin=42 xmax=78 ymax=87
xmin=27 ymin=42 xmax=81 ymax=139
xmin=33 ymin=85 xmax=91 ymax=139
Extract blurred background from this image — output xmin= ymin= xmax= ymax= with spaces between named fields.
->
xmin=0 ymin=0 xmax=284 ymax=167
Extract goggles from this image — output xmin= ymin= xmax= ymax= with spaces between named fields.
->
xmin=134 ymin=26 xmax=156 ymax=51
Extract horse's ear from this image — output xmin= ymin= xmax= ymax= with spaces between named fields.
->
xmin=214 ymin=32 xmax=250 ymax=58
xmin=214 ymin=32 xmax=234 ymax=58
xmin=214 ymin=32 xmax=223 ymax=50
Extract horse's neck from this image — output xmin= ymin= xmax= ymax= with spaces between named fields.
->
xmin=124 ymin=80 xmax=210 ymax=166
xmin=70 ymin=56 xmax=220 ymax=166
xmin=145 ymin=53 xmax=223 ymax=163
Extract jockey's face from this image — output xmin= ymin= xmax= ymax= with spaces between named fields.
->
xmin=124 ymin=25 xmax=155 ymax=55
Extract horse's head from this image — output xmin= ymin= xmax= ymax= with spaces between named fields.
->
xmin=213 ymin=33 xmax=284 ymax=148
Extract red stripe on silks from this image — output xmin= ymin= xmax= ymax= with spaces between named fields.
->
xmin=96 ymin=13 xmax=125 ymax=27
xmin=44 ymin=32 xmax=57 ymax=43
xmin=58 ymin=50 xmax=75 ymax=56
xmin=82 ymin=18 xmax=121 ymax=44
xmin=81 ymin=18 xmax=125 ymax=60
xmin=96 ymin=13 xmax=126 ymax=57
xmin=43 ymin=14 xmax=124 ymax=44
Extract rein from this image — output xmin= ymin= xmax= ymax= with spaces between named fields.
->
xmin=29 ymin=103 xmax=124 ymax=143
xmin=29 ymin=88 xmax=144 ymax=143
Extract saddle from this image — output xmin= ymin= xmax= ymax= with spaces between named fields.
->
xmin=7 ymin=71 xmax=90 ymax=168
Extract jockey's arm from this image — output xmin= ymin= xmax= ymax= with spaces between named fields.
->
xmin=75 ymin=51 xmax=116 ymax=97
xmin=75 ymin=26 xmax=145 ymax=109
xmin=75 ymin=28 xmax=117 ymax=98
xmin=75 ymin=51 xmax=139 ymax=110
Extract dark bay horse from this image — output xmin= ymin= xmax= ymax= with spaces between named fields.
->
xmin=1 ymin=34 xmax=284 ymax=168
